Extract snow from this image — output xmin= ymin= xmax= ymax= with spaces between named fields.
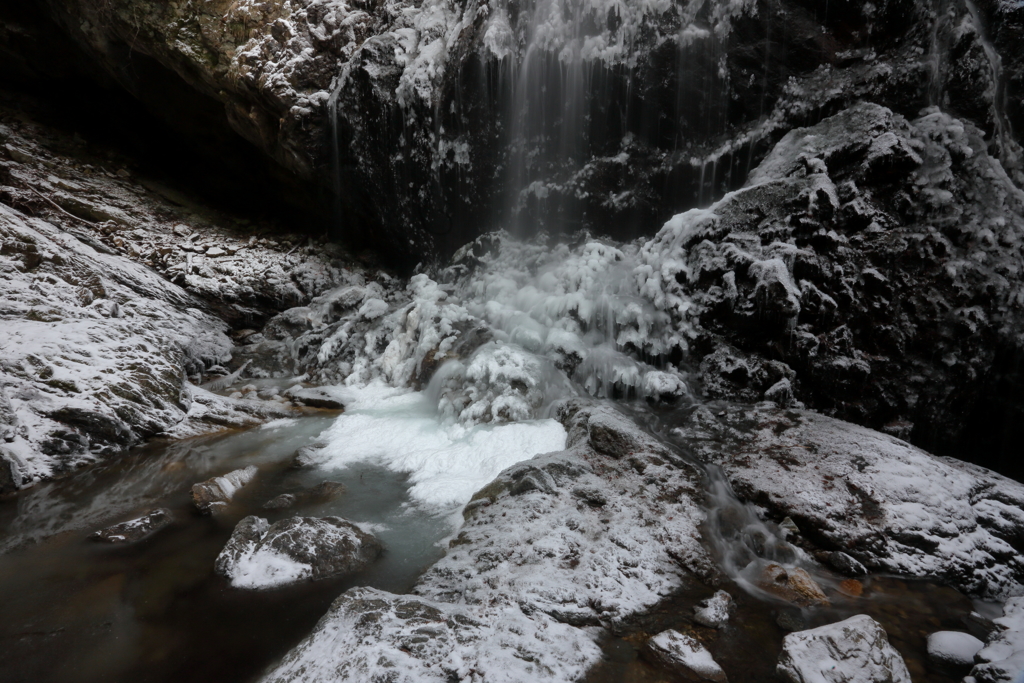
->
xmin=304 ymin=384 xmax=568 ymax=509
xmin=969 ymin=597 xmax=1024 ymax=682
xmin=928 ymin=631 xmax=984 ymax=668
xmin=261 ymin=401 xmax=716 ymax=683
xmin=229 ymin=546 xmax=312 ymax=589
xmin=693 ymin=590 xmax=735 ymax=629
xmin=678 ymin=404 xmax=1024 ymax=599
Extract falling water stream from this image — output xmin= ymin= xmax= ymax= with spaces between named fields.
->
xmin=3 ymin=0 xmax=1016 ymax=680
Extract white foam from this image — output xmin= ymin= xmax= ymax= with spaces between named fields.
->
xmin=313 ymin=384 xmax=567 ymax=509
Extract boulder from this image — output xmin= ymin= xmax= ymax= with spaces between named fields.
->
xmin=693 ymin=590 xmax=736 ymax=629
xmin=927 ymin=631 xmax=984 ymax=675
xmin=777 ymin=615 xmax=912 ymax=683
xmin=191 ymin=466 xmax=258 ymax=514
xmin=214 ymin=515 xmax=382 ymax=589
xmin=91 ymin=509 xmax=172 ymax=543
xmin=644 ymin=630 xmax=728 ymax=683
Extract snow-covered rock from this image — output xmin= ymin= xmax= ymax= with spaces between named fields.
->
xmin=674 ymin=404 xmax=1024 ymax=599
xmin=693 ymin=590 xmax=735 ymax=629
xmin=90 ymin=508 xmax=172 ymax=543
xmin=968 ymin=597 xmax=1024 ymax=683
xmin=644 ymin=630 xmax=728 ymax=682
xmin=191 ymin=466 xmax=258 ymax=514
xmin=644 ymin=102 xmax=1024 ymax=464
xmin=777 ymin=615 xmax=912 ymax=683
xmin=927 ymin=631 xmax=984 ymax=673
xmin=215 ymin=515 xmax=382 ymax=589
xmin=261 ymin=400 xmax=718 ymax=681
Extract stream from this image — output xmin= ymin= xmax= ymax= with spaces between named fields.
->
xmin=0 ymin=384 xmax=997 ymax=683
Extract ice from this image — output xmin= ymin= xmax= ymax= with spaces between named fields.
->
xmin=307 ymin=384 xmax=567 ymax=510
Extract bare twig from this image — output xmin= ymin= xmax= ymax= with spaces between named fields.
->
xmin=26 ymin=186 xmax=101 ymax=229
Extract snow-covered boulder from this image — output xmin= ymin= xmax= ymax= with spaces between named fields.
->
xmin=927 ymin=631 xmax=984 ymax=674
xmin=191 ymin=466 xmax=258 ymax=514
xmin=777 ymin=615 xmax=911 ymax=683
xmin=215 ymin=515 xmax=382 ymax=589
xmin=91 ymin=509 xmax=172 ymax=543
xmin=675 ymin=404 xmax=1024 ymax=599
xmin=644 ymin=630 xmax=728 ymax=682
xmin=693 ymin=590 xmax=736 ymax=629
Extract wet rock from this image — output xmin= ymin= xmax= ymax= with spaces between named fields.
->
xmin=650 ymin=102 xmax=1024 ymax=468
xmin=829 ymin=551 xmax=868 ymax=577
xmin=927 ymin=631 xmax=984 ymax=675
xmin=262 ymin=494 xmax=297 ymax=510
xmin=261 ymin=481 xmax=346 ymax=510
xmin=758 ymin=563 xmax=830 ymax=608
xmin=214 ymin=515 xmax=382 ymax=589
xmin=776 ymin=611 xmax=808 ymax=633
xmin=91 ymin=509 xmax=172 ymax=543
xmin=283 ymin=387 xmax=344 ymax=410
xmin=643 ymin=630 xmax=728 ymax=683
xmin=777 ymin=615 xmax=912 ymax=683
xmin=968 ymin=597 xmax=1024 ymax=683
xmin=693 ymin=590 xmax=735 ymax=629
xmin=191 ymin=466 xmax=258 ymax=514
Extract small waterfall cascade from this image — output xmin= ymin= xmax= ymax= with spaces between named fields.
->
xmin=485 ymin=0 xmax=747 ymax=235
xmin=963 ymin=0 xmax=1023 ymax=180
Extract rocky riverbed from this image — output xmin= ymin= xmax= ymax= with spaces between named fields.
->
xmin=3 ymin=0 xmax=1024 ymax=682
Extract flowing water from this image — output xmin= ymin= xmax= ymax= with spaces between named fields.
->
xmin=0 ymin=413 xmax=456 ymax=683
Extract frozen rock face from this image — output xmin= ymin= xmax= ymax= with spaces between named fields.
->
xmin=17 ymin=0 xmax=1021 ymax=262
xmin=0 ymin=107 xmax=362 ymax=492
xmin=674 ymin=403 xmax=1024 ymax=599
xmin=645 ymin=102 xmax=1024 ymax=464
xmin=191 ymin=466 xmax=258 ymax=514
xmin=0 ymin=201 xmax=228 ymax=490
xmin=968 ymin=596 xmax=1024 ymax=683
xmin=776 ymin=614 xmax=912 ymax=683
xmin=644 ymin=630 xmax=728 ymax=682
xmin=262 ymin=400 xmax=719 ymax=681
xmin=215 ymin=515 xmax=383 ymax=589
xmin=90 ymin=508 xmax=172 ymax=543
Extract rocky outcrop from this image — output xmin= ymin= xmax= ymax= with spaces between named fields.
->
xmin=0 ymin=102 xmax=366 ymax=491
xmin=215 ymin=515 xmax=382 ymax=589
xmin=644 ymin=101 xmax=1024 ymax=468
xmin=262 ymin=400 xmax=717 ymax=681
xmin=90 ymin=508 xmax=172 ymax=543
xmin=777 ymin=615 xmax=912 ymax=683
xmin=674 ymin=403 xmax=1024 ymax=598
xmin=6 ymin=0 xmax=1017 ymax=264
